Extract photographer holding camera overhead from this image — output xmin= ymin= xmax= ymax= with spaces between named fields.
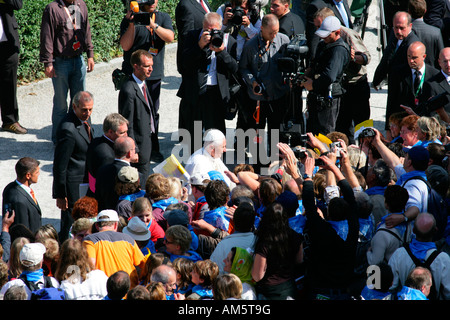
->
xmin=177 ymin=12 xmax=238 ymax=149
xmin=217 ymin=0 xmax=264 ymax=60
xmin=119 ymin=0 xmax=174 ymax=162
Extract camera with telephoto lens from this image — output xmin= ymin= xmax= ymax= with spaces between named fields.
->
xmin=209 ymin=29 xmax=224 ymax=48
xmin=129 ymin=0 xmax=155 ymax=25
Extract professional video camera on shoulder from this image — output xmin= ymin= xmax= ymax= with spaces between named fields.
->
xmin=277 ymin=34 xmax=309 ymax=84
xmin=129 ymin=0 xmax=155 ymax=25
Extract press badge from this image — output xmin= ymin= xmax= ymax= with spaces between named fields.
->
xmin=72 ymin=40 xmax=81 ymax=51
xmin=149 ymin=47 xmax=158 ymax=56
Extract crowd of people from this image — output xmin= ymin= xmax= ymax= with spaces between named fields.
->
xmin=0 ymin=0 xmax=450 ymax=302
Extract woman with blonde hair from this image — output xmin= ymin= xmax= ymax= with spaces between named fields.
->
xmin=7 ymin=237 xmax=30 ymax=279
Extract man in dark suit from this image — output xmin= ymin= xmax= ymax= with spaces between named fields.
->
xmin=118 ymin=49 xmax=156 ymax=186
xmin=372 ymin=11 xmax=420 ymax=139
xmin=2 ymin=157 xmax=41 ymax=233
xmin=391 ymin=41 xmax=439 ymax=115
xmin=95 ymin=136 xmax=139 ymax=212
xmin=306 ymin=0 xmax=353 ymax=58
xmin=0 ymin=0 xmax=27 ymax=134
xmin=86 ymin=113 xmax=129 ymax=195
xmin=52 ymin=90 xmax=94 ymax=241
xmin=409 ymin=0 xmax=444 ymax=69
xmin=421 ymin=47 xmax=450 ymax=123
xmin=177 ymin=12 xmax=238 ymax=153
xmin=175 ymin=0 xmax=210 ymax=75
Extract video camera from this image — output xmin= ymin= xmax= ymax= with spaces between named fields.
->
xmin=129 ymin=0 xmax=155 ymax=25
xmin=277 ymin=34 xmax=309 ymax=85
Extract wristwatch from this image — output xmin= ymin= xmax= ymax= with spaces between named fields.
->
xmin=303 ymin=173 xmax=312 ymax=180
xmin=154 ymin=23 xmax=159 ymax=30
xmin=402 ymin=213 xmax=408 ymax=222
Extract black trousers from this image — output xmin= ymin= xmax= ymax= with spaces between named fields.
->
xmin=306 ymin=93 xmax=341 ymax=136
xmin=0 ymin=42 xmax=19 ymax=125
xmin=336 ymin=78 xmax=371 ymax=145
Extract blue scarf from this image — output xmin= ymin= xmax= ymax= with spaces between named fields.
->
xmin=196 ymin=196 xmax=206 ymax=204
xmin=396 ymin=170 xmax=427 ymax=186
xmin=203 ymin=206 xmax=230 ymax=231
xmin=328 ymin=220 xmax=349 ymax=241
xmin=20 ymin=269 xmax=44 ymax=282
xmin=191 ymin=284 xmax=213 ymax=298
xmin=409 ymin=238 xmax=437 ymax=263
xmin=289 ymin=214 xmax=306 ymax=234
xmin=165 ymin=250 xmax=203 ymax=263
xmin=152 ymin=197 xmax=179 ymax=210
xmin=365 ymin=186 xmax=386 ymax=196
xmin=118 ymin=189 xmax=146 ymax=201
xmin=378 ymin=213 xmax=407 ymax=236
xmin=359 ymin=217 xmax=374 ymax=240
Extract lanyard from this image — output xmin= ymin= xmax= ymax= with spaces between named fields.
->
xmin=256 ymin=35 xmax=271 ymax=74
xmin=60 ymin=0 xmax=78 ymax=30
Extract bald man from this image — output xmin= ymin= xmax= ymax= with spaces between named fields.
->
xmin=421 ymin=47 xmax=450 ymax=124
xmin=388 ymin=213 xmax=450 ymax=300
xmin=390 ymin=41 xmax=439 ymax=116
xmin=372 ymin=12 xmax=420 ymax=138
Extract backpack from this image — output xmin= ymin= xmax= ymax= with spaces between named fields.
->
xmin=403 ymin=242 xmax=440 ymax=300
xmin=19 ymin=274 xmax=66 ymax=300
xmin=402 ymin=176 xmax=448 ymax=240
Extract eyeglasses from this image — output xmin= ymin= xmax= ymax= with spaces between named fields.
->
xmin=163 ymin=237 xmax=174 ymax=245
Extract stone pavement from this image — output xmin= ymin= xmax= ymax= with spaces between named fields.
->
xmin=0 ymin=2 xmax=388 ymax=231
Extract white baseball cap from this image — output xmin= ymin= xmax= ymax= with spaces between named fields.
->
xmin=20 ymin=243 xmax=46 ymax=267
xmin=315 ymin=16 xmax=341 ymax=38
xmin=97 ymin=209 xmax=120 ymax=222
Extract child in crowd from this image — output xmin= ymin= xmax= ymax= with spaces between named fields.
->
xmin=172 ymin=257 xmax=194 ymax=296
xmin=187 ymin=260 xmax=219 ymax=300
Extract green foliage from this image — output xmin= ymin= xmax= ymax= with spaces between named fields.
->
xmin=15 ymin=0 xmax=124 ymax=83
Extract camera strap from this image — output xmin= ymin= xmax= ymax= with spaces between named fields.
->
xmin=60 ymin=0 xmax=81 ymax=50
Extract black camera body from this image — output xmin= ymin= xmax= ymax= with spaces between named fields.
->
xmin=225 ymin=3 xmax=245 ymax=26
xmin=292 ymin=146 xmax=307 ymax=159
xmin=210 ymin=29 xmax=224 ymax=48
xmin=277 ymin=34 xmax=309 ymax=85
xmin=359 ymin=127 xmax=376 ymax=139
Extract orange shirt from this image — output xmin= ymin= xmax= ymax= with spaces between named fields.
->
xmin=83 ymin=230 xmax=145 ymax=288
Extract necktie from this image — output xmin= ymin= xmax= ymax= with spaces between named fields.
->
xmin=414 ymin=70 xmax=421 ymax=94
xmin=142 ymin=83 xmax=156 ymax=133
xmin=337 ymin=1 xmax=349 ymax=28
xmin=84 ymin=121 xmax=92 ymax=141
xmin=30 ymin=188 xmax=37 ymax=204
xmin=199 ymin=0 xmax=208 ymax=13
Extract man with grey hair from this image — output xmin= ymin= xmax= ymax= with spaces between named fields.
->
xmin=177 ymin=12 xmax=238 ymax=151
xmin=53 ymin=90 xmax=94 ymax=242
xmin=150 ymin=264 xmax=184 ymax=300
xmin=185 ymin=129 xmax=236 ymax=189
xmin=86 ymin=113 xmax=129 ymax=195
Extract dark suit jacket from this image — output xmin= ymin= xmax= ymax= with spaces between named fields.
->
xmin=422 ymin=71 xmax=450 ymax=115
xmin=0 ymin=0 xmax=22 ymax=51
xmin=175 ymin=0 xmax=210 ymax=74
xmin=95 ymin=160 xmax=129 ymax=212
xmin=177 ymin=28 xmax=238 ymax=105
xmin=412 ymin=19 xmax=444 ymax=69
xmin=85 ymin=135 xmax=115 ymax=195
xmin=423 ymin=0 xmax=446 ymax=29
xmin=306 ymin=0 xmax=353 ymax=58
xmin=118 ymin=76 xmax=156 ymax=167
xmin=52 ymin=109 xmax=94 ymax=207
xmin=390 ymin=63 xmax=439 ymax=115
xmin=3 ymin=181 xmax=41 ymax=233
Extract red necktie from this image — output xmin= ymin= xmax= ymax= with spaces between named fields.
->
xmin=30 ymin=189 xmax=37 ymax=204
xmin=199 ymin=0 xmax=208 ymax=12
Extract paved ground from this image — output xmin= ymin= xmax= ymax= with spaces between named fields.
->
xmin=0 ymin=2 xmax=388 ymax=232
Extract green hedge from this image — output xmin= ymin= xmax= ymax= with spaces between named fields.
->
xmin=15 ymin=0 xmax=228 ymax=83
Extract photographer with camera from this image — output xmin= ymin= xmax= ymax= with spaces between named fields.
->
xmin=119 ymin=0 xmax=174 ymax=162
xmin=217 ymin=0 xmax=263 ymax=60
xmin=239 ymin=14 xmax=290 ymax=169
xmin=177 ymin=12 xmax=238 ymax=150
xmin=300 ymin=15 xmax=350 ymax=136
